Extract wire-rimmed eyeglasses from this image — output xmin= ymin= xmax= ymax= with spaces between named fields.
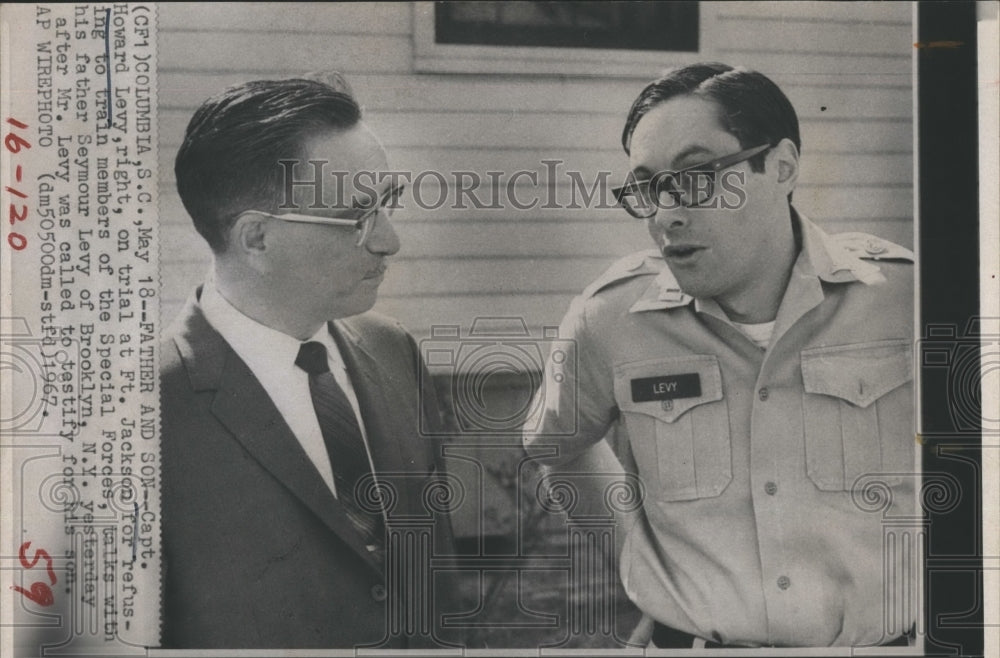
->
xmin=245 ymin=183 xmax=405 ymax=247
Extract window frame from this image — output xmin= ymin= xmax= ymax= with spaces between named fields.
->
xmin=412 ymin=1 xmax=719 ymax=78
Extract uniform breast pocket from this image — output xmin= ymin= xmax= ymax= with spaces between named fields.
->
xmin=801 ymin=339 xmax=914 ymax=491
xmin=614 ymin=355 xmax=731 ymax=502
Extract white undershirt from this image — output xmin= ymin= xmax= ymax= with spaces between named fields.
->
xmin=200 ymin=277 xmax=372 ymax=498
xmin=731 ymin=320 xmax=776 ymax=350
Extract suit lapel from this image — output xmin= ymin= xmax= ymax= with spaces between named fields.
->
xmin=329 ymin=320 xmax=419 ymax=517
xmin=176 ymin=299 xmax=384 ymax=574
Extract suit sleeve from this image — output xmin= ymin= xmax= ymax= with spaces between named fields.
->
xmin=401 ymin=328 xmax=464 ymax=646
xmin=405 ymin=330 xmax=451 ymax=438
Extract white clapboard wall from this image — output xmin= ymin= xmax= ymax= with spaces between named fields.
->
xmin=158 ymin=2 xmax=913 ymax=340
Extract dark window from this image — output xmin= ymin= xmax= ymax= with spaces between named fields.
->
xmin=435 ymin=1 xmax=699 ymax=52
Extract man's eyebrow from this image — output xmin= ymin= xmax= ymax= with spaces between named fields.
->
xmin=671 ymin=145 xmax=716 ymax=167
xmin=350 ymin=182 xmax=400 ymax=210
xmin=631 ymin=145 xmax=718 ymax=179
xmin=349 ymin=189 xmax=379 ymax=209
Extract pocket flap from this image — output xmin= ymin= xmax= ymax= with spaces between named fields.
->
xmin=614 ymin=355 xmax=723 ymax=422
xmin=801 ymin=339 xmax=912 ymax=408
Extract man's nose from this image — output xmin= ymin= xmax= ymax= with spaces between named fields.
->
xmin=651 ymin=204 xmax=691 ymax=231
xmin=366 ymin=210 xmax=400 ymax=255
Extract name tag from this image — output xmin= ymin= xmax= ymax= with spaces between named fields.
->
xmin=631 ymin=373 xmax=701 ymax=402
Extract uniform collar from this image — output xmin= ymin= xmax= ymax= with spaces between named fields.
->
xmin=628 ymin=209 xmax=883 ymax=314
xmin=628 ymin=266 xmax=694 ymax=313
xmin=797 ymin=210 xmax=885 ymax=285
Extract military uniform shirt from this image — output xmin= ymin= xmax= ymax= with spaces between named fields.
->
xmin=525 ymin=212 xmax=917 ymax=647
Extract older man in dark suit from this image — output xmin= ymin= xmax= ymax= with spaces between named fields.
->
xmin=160 ymin=76 xmax=455 ymax=649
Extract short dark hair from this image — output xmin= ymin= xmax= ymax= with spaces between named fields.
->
xmin=621 ymin=62 xmax=801 ymax=173
xmin=175 ymin=77 xmax=362 ymax=252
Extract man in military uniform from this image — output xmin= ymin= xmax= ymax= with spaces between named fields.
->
xmin=525 ymin=63 xmax=916 ymax=648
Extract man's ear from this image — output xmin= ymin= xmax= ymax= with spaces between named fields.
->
xmin=231 ymin=211 xmax=269 ymax=256
xmin=769 ymin=137 xmax=800 ymax=195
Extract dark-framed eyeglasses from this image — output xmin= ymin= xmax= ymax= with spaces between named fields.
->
xmin=612 ymin=144 xmax=771 ymax=218
xmin=246 ymin=183 xmax=405 ymax=247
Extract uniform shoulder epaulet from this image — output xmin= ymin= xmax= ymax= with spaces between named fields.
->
xmin=831 ymin=232 xmax=914 ymax=262
xmin=581 ymin=249 xmax=665 ymax=299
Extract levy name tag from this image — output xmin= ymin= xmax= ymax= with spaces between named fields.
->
xmin=631 ymin=373 xmax=701 ymax=402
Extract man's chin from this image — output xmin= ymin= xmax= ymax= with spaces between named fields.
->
xmin=327 ymin=294 xmax=379 ymax=320
xmin=665 ymin=269 xmax=713 ymax=299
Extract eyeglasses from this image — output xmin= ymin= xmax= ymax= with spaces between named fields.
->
xmin=612 ymin=144 xmax=771 ymax=218
xmin=247 ymin=184 xmax=405 ymax=247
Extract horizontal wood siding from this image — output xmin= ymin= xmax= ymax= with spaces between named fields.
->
xmin=158 ymin=2 xmax=913 ymax=337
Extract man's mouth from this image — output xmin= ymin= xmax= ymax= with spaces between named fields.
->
xmin=364 ymin=263 xmax=387 ymax=279
xmin=662 ymin=245 xmax=705 ymax=261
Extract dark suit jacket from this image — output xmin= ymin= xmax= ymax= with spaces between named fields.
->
xmin=160 ymin=292 xmax=455 ymax=648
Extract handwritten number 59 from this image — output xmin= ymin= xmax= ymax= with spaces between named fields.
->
xmin=10 ymin=541 xmax=57 ymax=607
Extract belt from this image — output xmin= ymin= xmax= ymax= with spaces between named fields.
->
xmin=651 ymin=622 xmax=914 ymax=649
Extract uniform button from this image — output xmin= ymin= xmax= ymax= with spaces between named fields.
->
xmin=371 ymin=584 xmax=387 ymax=602
xmin=777 ymin=576 xmax=791 ymax=590
xmin=865 ymin=239 xmax=887 ymax=256
xmin=661 ymin=399 xmax=674 ymax=412
xmin=764 ymin=481 xmax=778 ymax=495
xmin=758 ymin=387 xmax=769 ymax=401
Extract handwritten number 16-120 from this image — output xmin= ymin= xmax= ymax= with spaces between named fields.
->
xmin=10 ymin=541 xmax=57 ymax=607
xmin=4 ymin=117 xmax=31 ymax=251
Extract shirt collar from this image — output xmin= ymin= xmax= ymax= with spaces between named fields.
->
xmin=305 ymin=323 xmax=347 ymax=372
xmin=628 ymin=209 xmax=882 ymax=314
xmin=796 ymin=210 xmax=885 ymax=285
xmin=201 ymin=273 xmax=343 ymax=375
xmin=627 ymin=266 xmax=693 ymax=313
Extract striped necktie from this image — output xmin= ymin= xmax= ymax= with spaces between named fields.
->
xmin=295 ymin=341 xmax=384 ymax=556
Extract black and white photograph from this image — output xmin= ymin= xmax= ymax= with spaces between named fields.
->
xmin=0 ymin=2 xmax=995 ymax=656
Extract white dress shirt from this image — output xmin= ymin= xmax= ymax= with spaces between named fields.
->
xmin=200 ymin=278 xmax=373 ymax=498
